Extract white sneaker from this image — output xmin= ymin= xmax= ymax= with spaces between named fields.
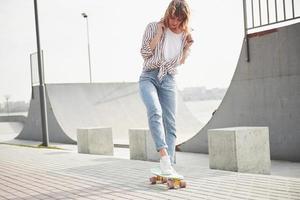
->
xmin=160 ymin=155 xmax=175 ymax=175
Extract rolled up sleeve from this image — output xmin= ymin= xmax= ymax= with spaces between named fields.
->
xmin=140 ymin=23 xmax=156 ymax=60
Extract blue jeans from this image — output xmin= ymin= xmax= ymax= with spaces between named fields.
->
xmin=139 ymin=69 xmax=177 ymax=164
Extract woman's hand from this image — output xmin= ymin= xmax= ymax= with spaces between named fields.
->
xmin=149 ymin=20 xmax=165 ymax=51
xmin=156 ymin=20 xmax=165 ymax=37
xmin=184 ymin=33 xmax=194 ymax=50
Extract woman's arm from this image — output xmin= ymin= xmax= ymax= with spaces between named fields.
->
xmin=140 ymin=22 xmax=164 ymax=60
xmin=180 ymin=33 xmax=194 ymax=64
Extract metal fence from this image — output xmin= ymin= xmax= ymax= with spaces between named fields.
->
xmin=242 ymin=0 xmax=300 ymax=61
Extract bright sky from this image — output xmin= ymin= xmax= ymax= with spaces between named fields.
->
xmin=0 ymin=0 xmax=246 ymax=102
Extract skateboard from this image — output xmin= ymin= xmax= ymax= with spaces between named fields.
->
xmin=149 ymin=167 xmax=186 ymax=189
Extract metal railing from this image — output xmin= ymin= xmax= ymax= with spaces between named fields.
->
xmin=30 ymin=50 xmax=44 ymax=99
xmin=243 ymin=0 xmax=300 ymax=61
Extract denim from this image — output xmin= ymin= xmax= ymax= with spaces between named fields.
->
xmin=139 ymin=69 xmax=177 ymax=164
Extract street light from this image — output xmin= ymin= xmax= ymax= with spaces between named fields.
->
xmin=4 ymin=95 xmax=10 ymax=116
xmin=81 ymin=12 xmax=92 ymax=83
xmin=33 ymin=0 xmax=49 ymax=147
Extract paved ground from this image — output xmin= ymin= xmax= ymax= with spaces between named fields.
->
xmin=0 ymin=139 xmax=299 ymax=200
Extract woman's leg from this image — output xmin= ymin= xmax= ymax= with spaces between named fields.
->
xmin=139 ymin=73 xmax=174 ymax=174
xmin=158 ymin=75 xmax=177 ymax=164
xmin=139 ymin=77 xmax=168 ymax=153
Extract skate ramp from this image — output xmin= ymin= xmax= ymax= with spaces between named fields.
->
xmin=0 ymin=115 xmax=26 ymax=140
xmin=178 ymin=22 xmax=300 ymax=161
xmin=0 ymin=122 xmax=23 ymax=135
xmin=17 ymin=82 xmax=203 ymax=145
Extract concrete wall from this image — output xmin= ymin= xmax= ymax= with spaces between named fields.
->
xmin=178 ymin=22 xmax=300 ymax=162
xmin=0 ymin=115 xmax=27 ymax=123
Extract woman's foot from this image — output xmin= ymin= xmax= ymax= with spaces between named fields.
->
xmin=160 ymin=155 xmax=176 ymax=175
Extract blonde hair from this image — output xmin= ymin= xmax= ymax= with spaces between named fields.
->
xmin=163 ymin=0 xmax=191 ymax=33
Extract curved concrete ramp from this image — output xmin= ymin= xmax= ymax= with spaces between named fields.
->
xmin=17 ymin=83 xmax=203 ymax=145
xmin=0 ymin=115 xmax=26 ymax=140
xmin=178 ymin=22 xmax=300 ymax=162
xmin=0 ymin=122 xmax=23 ymax=135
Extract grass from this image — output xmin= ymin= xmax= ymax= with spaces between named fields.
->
xmin=0 ymin=142 xmax=64 ymax=150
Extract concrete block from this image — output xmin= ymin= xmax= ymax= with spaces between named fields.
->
xmin=208 ymin=127 xmax=271 ymax=174
xmin=77 ymin=129 xmax=89 ymax=154
xmin=129 ymin=129 xmax=160 ymax=162
xmin=77 ymin=127 xmax=114 ymax=155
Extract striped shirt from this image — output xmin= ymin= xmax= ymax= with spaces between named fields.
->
xmin=140 ymin=22 xmax=188 ymax=82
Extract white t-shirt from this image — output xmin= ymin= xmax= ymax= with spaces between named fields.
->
xmin=163 ymin=28 xmax=184 ymax=62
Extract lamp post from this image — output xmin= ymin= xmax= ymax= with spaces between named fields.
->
xmin=81 ymin=12 xmax=92 ymax=83
xmin=4 ymin=95 xmax=10 ymax=116
xmin=33 ymin=0 xmax=49 ymax=147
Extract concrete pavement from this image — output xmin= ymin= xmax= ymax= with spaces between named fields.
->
xmin=0 ymin=141 xmax=299 ymax=200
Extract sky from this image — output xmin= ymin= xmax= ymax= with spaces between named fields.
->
xmin=1 ymin=0 xmax=296 ymax=102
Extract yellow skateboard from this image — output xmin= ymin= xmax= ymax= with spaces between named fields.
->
xmin=150 ymin=167 xmax=186 ymax=189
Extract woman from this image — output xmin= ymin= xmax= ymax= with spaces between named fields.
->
xmin=139 ymin=0 xmax=193 ymax=175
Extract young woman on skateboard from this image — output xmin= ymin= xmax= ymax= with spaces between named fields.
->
xmin=139 ymin=0 xmax=193 ymax=175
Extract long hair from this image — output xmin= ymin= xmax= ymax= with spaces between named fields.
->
xmin=163 ymin=0 xmax=191 ymax=33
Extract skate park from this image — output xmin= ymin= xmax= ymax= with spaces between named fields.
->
xmin=15 ymin=82 xmax=203 ymax=146
xmin=0 ymin=0 xmax=300 ymax=199
xmin=3 ymin=1 xmax=300 ymax=162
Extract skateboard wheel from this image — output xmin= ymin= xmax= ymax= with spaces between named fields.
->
xmin=180 ymin=181 xmax=186 ymax=188
xmin=150 ymin=176 xmax=157 ymax=184
xmin=167 ymin=180 xmax=175 ymax=189
xmin=157 ymin=176 xmax=162 ymax=182
xmin=162 ymin=177 xmax=167 ymax=184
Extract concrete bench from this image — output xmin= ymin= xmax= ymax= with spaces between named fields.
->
xmin=208 ymin=127 xmax=271 ymax=174
xmin=128 ymin=129 xmax=160 ymax=162
xmin=77 ymin=127 xmax=114 ymax=155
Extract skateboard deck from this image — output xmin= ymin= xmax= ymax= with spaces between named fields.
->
xmin=150 ymin=167 xmax=186 ymax=189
